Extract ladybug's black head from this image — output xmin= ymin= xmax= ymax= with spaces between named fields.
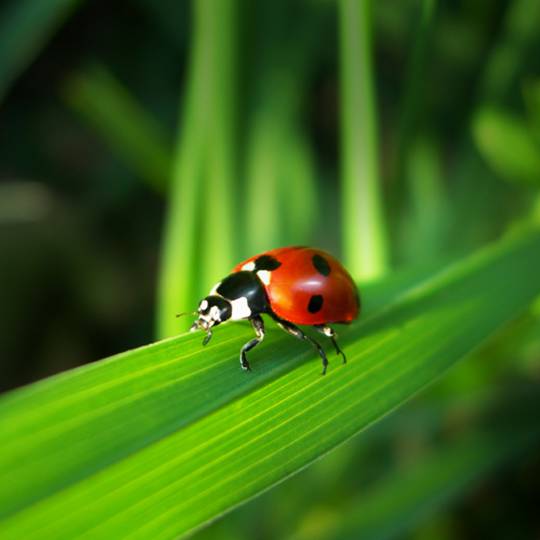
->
xmin=190 ymin=295 xmax=232 ymax=335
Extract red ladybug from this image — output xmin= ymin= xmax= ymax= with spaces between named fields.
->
xmin=190 ymin=246 xmax=360 ymax=374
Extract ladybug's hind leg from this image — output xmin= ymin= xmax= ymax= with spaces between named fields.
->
xmin=271 ymin=315 xmax=328 ymax=375
xmin=315 ymin=325 xmax=346 ymax=365
xmin=240 ymin=315 xmax=265 ymax=371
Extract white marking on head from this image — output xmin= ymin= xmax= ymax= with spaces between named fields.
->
xmin=230 ymin=296 xmax=251 ymax=320
xmin=199 ymin=304 xmax=222 ymax=326
xmin=242 ymin=261 xmax=256 ymax=271
xmin=209 ymin=305 xmax=221 ymax=321
xmin=200 ymin=299 xmax=208 ymax=311
xmin=257 ymin=270 xmax=271 ymax=286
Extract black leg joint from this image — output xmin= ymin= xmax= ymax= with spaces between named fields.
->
xmin=239 ymin=316 xmax=265 ymax=372
xmin=202 ymin=329 xmax=212 ymax=346
xmin=315 ymin=325 xmax=347 ymax=366
xmin=273 ymin=315 xmax=329 ymax=375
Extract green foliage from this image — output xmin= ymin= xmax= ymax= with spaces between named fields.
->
xmin=1 ymin=228 xmax=539 ymax=538
xmin=339 ymin=0 xmax=389 ymax=280
xmin=291 ymin=393 xmax=540 ymax=540
xmin=157 ymin=0 xmax=238 ymax=337
xmin=63 ymin=64 xmax=173 ymax=194
xmin=477 ymin=0 xmax=540 ymax=103
xmin=473 ymin=107 xmax=540 ymax=186
xmin=524 ymin=78 xmax=540 ymax=135
xmin=244 ymin=74 xmax=318 ymax=254
xmin=0 ymin=0 xmax=81 ymax=102
xmin=390 ymin=0 xmax=437 ymax=193
xmin=400 ymin=136 xmax=450 ymax=263
xmin=2 ymin=0 xmax=540 ymax=538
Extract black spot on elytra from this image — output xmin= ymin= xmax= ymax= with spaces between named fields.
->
xmin=255 ymin=255 xmax=282 ymax=271
xmin=312 ymin=254 xmax=331 ymax=276
xmin=308 ymin=295 xmax=324 ymax=313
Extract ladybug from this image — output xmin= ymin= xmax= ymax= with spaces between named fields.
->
xmin=190 ymin=246 xmax=360 ymax=374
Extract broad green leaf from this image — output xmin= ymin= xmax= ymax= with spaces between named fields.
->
xmin=290 ymin=389 xmax=540 ymax=540
xmin=1 ymin=228 xmax=540 ymax=538
xmin=0 ymin=0 xmax=81 ymax=102
xmin=194 ymin=386 xmax=518 ymax=540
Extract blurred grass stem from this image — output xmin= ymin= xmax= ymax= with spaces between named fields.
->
xmin=157 ymin=0 xmax=237 ymax=337
xmin=339 ymin=0 xmax=389 ymax=281
xmin=391 ymin=0 xmax=436 ymax=196
xmin=64 ymin=64 xmax=173 ymax=194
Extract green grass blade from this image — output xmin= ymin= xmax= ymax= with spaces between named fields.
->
xmin=157 ymin=0 xmax=238 ymax=337
xmin=1 ymin=228 xmax=540 ymax=538
xmin=244 ymin=104 xmax=284 ymax=253
xmin=477 ymin=0 xmax=540 ymax=104
xmin=339 ymin=0 xmax=389 ymax=281
xmin=281 ymin=126 xmax=318 ymax=245
xmin=197 ymin=0 xmax=237 ymax=290
xmin=63 ymin=64 xmax=173 ymax=194
xmin=524 ymin=78 xmax=540 ymax=139
xmin=0 ymin=0 xmax=81 ymax=102
xmin=191 ymin=387 xmax=506 ymax=540
xmin=390 ymin=0 xmax=436 ymax=195
xmin=156 ymin=48 xmax=204 ymax=337
xmin=400 ymin=136 xmax=450 ymax=263
xmin=472 ymin=106 xmax=540 ymax=186
xmin=244 ymin=76 xmax=318 ymax=253
xmin=291 ymin=400 xmax=540 ymax=540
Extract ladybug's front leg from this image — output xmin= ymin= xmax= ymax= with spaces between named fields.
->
xmin=240 ymin=315 xmax=265 ymax=371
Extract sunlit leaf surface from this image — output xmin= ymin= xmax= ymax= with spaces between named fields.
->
xmin=1 ymin=229 xmax=539 ymax=539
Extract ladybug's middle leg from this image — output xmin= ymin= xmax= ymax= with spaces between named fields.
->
xmin=315 ymin=325 xmax=346 ymax=364
xmin=271 ymin=315 xmax=328 ymax=375
xmin=240 ymin=315 xmax=265 ymax=371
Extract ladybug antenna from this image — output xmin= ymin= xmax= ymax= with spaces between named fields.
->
xmin=176 ymin=311 xmax=197 ymax=318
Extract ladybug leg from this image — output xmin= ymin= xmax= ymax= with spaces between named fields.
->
xmin=272 ymin=316 xmax=328 ymax=375
xmin=202 ymin=329 xmax=213 ymax=346
xmin=240 ymin=315 xmax=265 ymax=371
xmin=315 ymin=325 xmax=346 ymax=364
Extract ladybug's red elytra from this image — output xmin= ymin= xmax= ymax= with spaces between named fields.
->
xmin=190 ymin=246 xmax=360 ymax=374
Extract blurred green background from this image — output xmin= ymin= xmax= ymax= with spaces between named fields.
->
xmin=1 ymin=0 xmax=540 ymax=538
